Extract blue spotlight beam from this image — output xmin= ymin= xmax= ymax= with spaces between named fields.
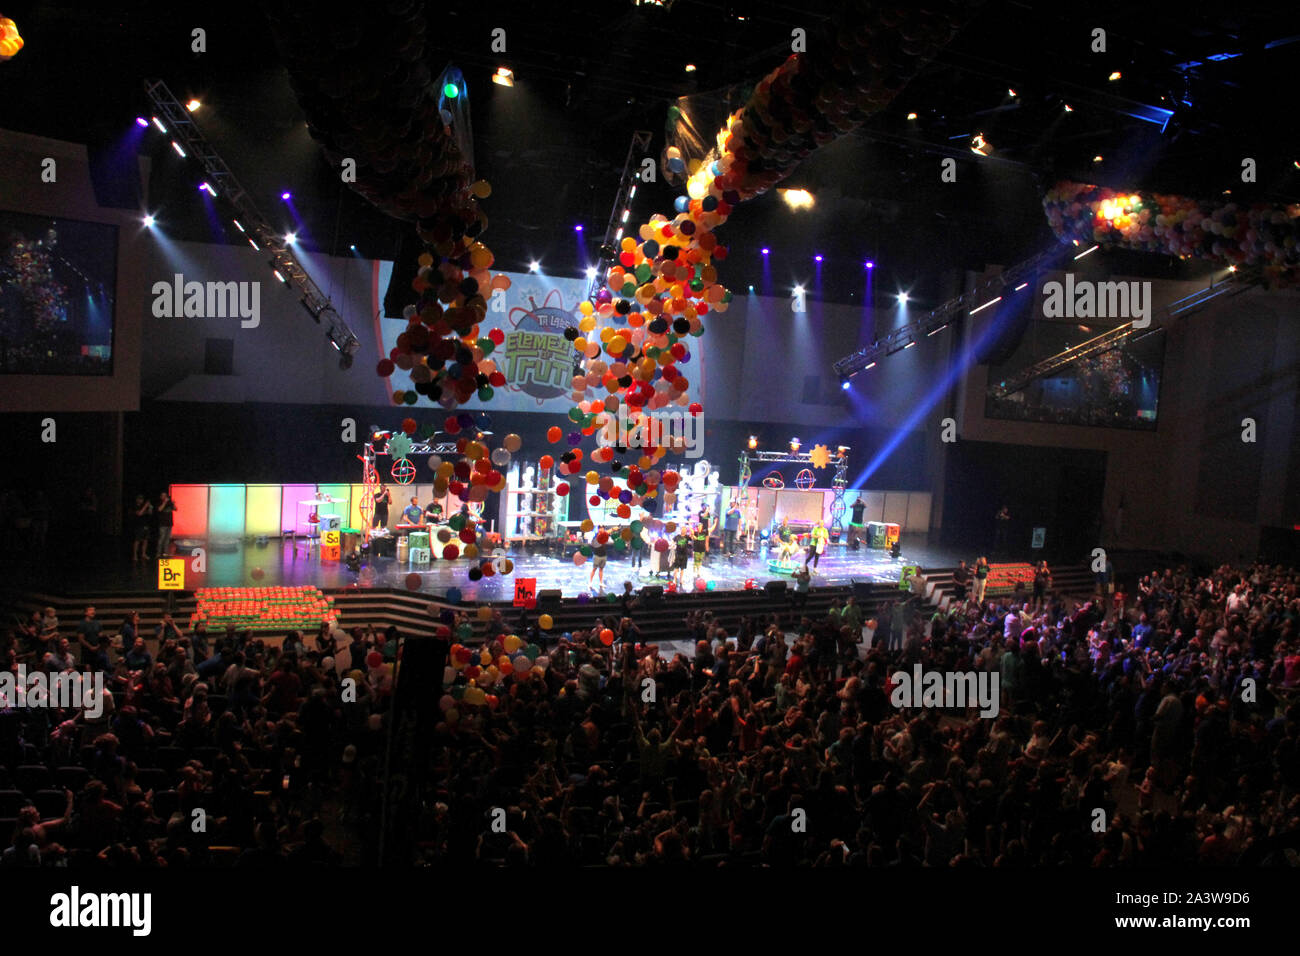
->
xmin=832 ymin=245 xmax=1068 ymax=379
xmin=143 ymin=77 xmax=361 ymax=361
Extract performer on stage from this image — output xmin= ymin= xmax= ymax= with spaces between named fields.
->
xmin=423 ymin=498 xmax=443 ymax=525
xmin=371 ymin=485 xmax=392 ymax=529
xmin=131 ymin=494 xmax=153 ymax=563
xmin=672 ymin=528 xmax=690 ymax=588
xmin=775 ymin=518 xmax=798 ymax=569
xmin=401 ymin=496 xmax=422 ymax=526
xmin=804 ymin=519 xmax=829 ymax=570
xmin=589 ymin=530 xmax=608 ymax=590
xmin=723 ymin=501 xmax=741 ymax=557
xmin=848 ymin=497 xmax=866 ymax=549
xmin=692 ymin=521 xmax=708 ymax=576
xmin=155 ymin=491 xmax=177 ymax=558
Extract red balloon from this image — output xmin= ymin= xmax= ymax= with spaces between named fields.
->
xmin=599 ymin=628 xmax=615 ymax=646
xmin=366 ymin=651 xmax=383 ymax=669
xmin=442 ymin=543 xmax=460 ymax=560
xmin=556 ymin=482 xmax=570 ymax=495
xmin=377 ymin=359 xmax=395 ymax=377
xmin=401 ymin=417 xmax=418 ymax=435
xmin=539 ymin=455 xmax=555 ymax=470
xmin=405 ymin=572 xmax=422 ymax=590
xmin=459 ymin=527 xmax=476 ymax=544
xmin=547 ymin=426 xmax=562 ymax=443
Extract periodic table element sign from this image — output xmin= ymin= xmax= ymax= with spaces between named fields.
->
xmin=1031 ymin=527 xmax=1046 ymax=549
xmin=158 ymin=558 xmax=186 ymax=590
xmin=514 ymin=577 xmax=537 ymax=608
xmin=322 ymin=529 xmax=341 ymax=549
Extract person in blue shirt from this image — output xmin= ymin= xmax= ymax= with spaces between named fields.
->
xmin=402 ymin=496 xmax=423 ymax=525
xmin=723 ymin=502 xmax=742 ymax=556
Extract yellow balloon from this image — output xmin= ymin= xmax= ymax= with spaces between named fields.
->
xmin=574 ymin=336 xmax=588 ymax=352
xmin=471 ymin=180 xmax=492 ymax=198
xmin=539 ymin=614 xmax=554 ymax=630
xmin=581 ymin=519 xmax=594 ymax=533
xmin=504 ymin=634 xmax=523 ymax=653
xmin=477 ymin=605 xmax=492 ymax=621
xmin=504 ymin=433 xmax=522 ymax=452
xmin=586 ymin=470 xmax=599 ymax=485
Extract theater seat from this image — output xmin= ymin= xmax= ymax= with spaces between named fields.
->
xmin=152 ymin=790 xmax=179 ymax=819
xmin=0 ymin=790 xmax=29 ymax=816
xmin=32 ymin=789 xmax=66 ymax=819
xmin=14 ymin=765 xmax=51 ymax=795
xmin=54 ymin=766 xmax=88 ymax=791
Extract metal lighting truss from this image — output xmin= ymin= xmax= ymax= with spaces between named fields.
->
xmin=833 ymin=246 xmax=1067 ymax=379
xmin=588 ymin=130 xmax=654 ymax=302
xmin=988 ymin=267 xmax=1259 ymax=399
xmin=144 ymin=78 xmax=362 ymax=364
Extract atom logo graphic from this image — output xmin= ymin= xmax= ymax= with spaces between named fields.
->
xmin=762 ymin=474 xmax=784 ymax=489
xmin=795 ymin=469 xmax=816 ymax=490
xmin=391 ymin=457 xmax=416 ymax=484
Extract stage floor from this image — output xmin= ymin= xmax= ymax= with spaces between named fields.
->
xmin=24 ymin=534 xmax=968 ymax=600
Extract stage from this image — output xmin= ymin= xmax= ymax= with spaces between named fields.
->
xmin=22 ymin=534 xmax=965 ymax=601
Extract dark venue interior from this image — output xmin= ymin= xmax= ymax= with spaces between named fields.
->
xmin=1 ymin=1 xmax=1299 ymax=925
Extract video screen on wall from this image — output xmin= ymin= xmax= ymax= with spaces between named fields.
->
xmin=0 ymin=209 xmax=118 ymax=375
xmin=986 ymin=321 xmax=1164 ymax=431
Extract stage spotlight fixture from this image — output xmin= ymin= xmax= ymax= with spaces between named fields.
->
xmin=1064 ymin=103 xmax=1074 ymax=112
xmin=285 ymin=232 xmax=298 ymax=245
xmin=864 ymin=362 xmax=876 ymax=370
xmin=1108 ymin=71 xmax=1122 ymax=81
xmin=585 ymin=266 xmax=598 ymax=280
xmin=761 ymin=247 xmax=770 ymax=255
xmin=151 ymin=117 xmax=167 ymax=133
xmin=1073 ymin=244 xmax=1099 ymax=260
xmin=897 ymin=292 xmax=909 ymax=304
xmin=779 ymin=188 xmax=814 ymax=209
xmin=186 ymin=99 xmax=201 ymax=111
xmin=142 ymin=214 xmax=155 ymax=227
xmin=903 ymin=341 xmax=916 ymax=349
xmin=841 ymin=379 xmax=851 ymax=390
xmin=747 ymin=436 xmax=757 ymax=449
xmin=443 ymin=82 xmax=459 ymax=98
xmin=171 ymin=141 xmax=186 ymax=157
xmin=492 ymin=67 xmax=514 ymax=87
xmin=837 ymin=446 xmax=849 ymax=457
xmin=906 ymin=112 xmax=917 ymax=120
xmin=281 ymin=192 xmax=291 ymax=201
xmin=927 ymin=324 xmax=947 ymax=336
xmin=792 ymin=284 xmax=804 ymax=295
xmin=865 ymin=260 xmax=874 ymax=269
xmin=199 ymin=182 xmax=217 ymax=197
xmin=528 ymin=260 xmax=541 ymax=273
xmin=789 ymin=437 xmax=801 ymax=452
xmin=350 ymin=244 xmax=357 ymax=252
xmin=969 ymin=296 xmax=1001 ymax=315
xmin=684 ymin=63 xmax=696 ymax=72
xmin=814 ymin=254 xmax=823 ymax=262
xmin=248 ymin=238 xmax=259 ymax=251
xmin=1093 ymin=155 xmax=1104 ymax=163
xmin=232 ymin=219 xmax=245 ymax=232
xmin=1229 ymin=265 xmax=1237 ymax=272
xmin=272 ymin=270 xmax=285 ymax=283
xmin=1007 ymin=88 xmax=1016 ymax=97
xmin=597 ymin=243 xmax=617 ymax=262
xmin=748 ymin=284 xmax=754 ymax=291
xmin=135 ymin=117 xmax=148 ymax=128
xmin=574 ymin=224 xmax=583 ymax=232
xmin=1013 ymin=282 xmax=1029 ymax=291
xmin=970 ymin=133 xmax=989 ymax=156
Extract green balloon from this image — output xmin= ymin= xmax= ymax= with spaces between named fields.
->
xmin=476 ymin=337 xmax=494 ymax=355
xmin=478 ymin=386 xmax=494 ymax=401
xmin=580 ymin=544 xmax=593 ymax=557
xmin=630 ymin=520 xmax=643 ymax=534
xmin=635 ymin=263 xmax=652 ymax=283
xmin=403 ymin=391 xmax=418 ymax=405
xmin=568 ymin=407 xmax=584 ymax=423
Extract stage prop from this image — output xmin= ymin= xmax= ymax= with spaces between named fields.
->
xmin=189 ymin=586 xmax=337 ymax=632
xmin=739 ymin=444 xmax=848 ymax=537
xmin=498 ymin=461 xmax=564 ymax=545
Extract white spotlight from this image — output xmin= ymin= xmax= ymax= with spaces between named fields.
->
xmin=285 ymin=232 xmax=297 ymax=245
xmin=529 ymin=260 xmax=541 ymax=273
xmin=142 ymin=214 xmax=155 ymax=228
xmin=897 ymin=292 xmax=909 ymax=304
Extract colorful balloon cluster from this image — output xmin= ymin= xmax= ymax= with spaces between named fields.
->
xmin=441 ymin=632 xmax=547 ymax=728
xmin=674 ymin=0 xmax=979 ymax=203
xmin=1044 ymin=181 xmax=1300 ymax=286
xmin=266 ymin=4 xmax=502 ymax=408
xmin=0 ymin=16 xmax=21 ymax=61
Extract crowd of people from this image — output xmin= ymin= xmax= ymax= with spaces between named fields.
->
xmin=2 ymin=560 xmax=1298 ymax=866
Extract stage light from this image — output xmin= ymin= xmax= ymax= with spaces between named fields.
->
xmin=761 ymin=247 xmax=769 ymax=255
xmin=970 ymin=133 xmax=989 ymax=156
xmin=1073 ymin=243 xmax=1099 ymax=260
xmin=273 ymin=270 xmax=286 ymax=283
xmin=620 ymin=208 xmax=630 ymax=223
xmin=281 ymin=191 xmax=291 ymax=201
xmin=789 ymin=437 xmax=800 ymax=452
xmin=232 ymin=219 xmax=245 ymax=232
xmin=906 ymin=112 xmax=917 ymax=120
xmin=151 ymin=117 xmax=167 ymax=133
xmin=443 ymin=82 xmax=459 ymax=98
xmin=1007 ymin=88 xmax=1017 ymax=97
xmin=628 ymin=185 xmax=637 ymax=199
xmin=864 ymin=362 xmax=876 ymax=370
xmin=528 ymin=260 xmax=540 ymax=273
xmin=574 ymin=224 xmax=583 ymax=232
xmin=969 ymin=296 xmax=1001 ymax=315
xmin=747 ymin=436 xmax=758 ymax=449
xmin=837 ymin=446 xmax=849 ymax=457
xmin=350 ymin=244 xmax=358 ymax=252
xmin=792 ymin=284 xmax=804 ymax=295
xmin=897 ymin=292 xmax=909 ymax=304
xmin=1108 ymin=71 xmax=1122 ymax=81
xmin=1064 ymin=103 xmax=1074 ymax=112
xmin=1229 ymin=265 xmax=1237 ymax=272
xmin=135 ymin=117 xmax=148 ymax=128
xmin=1093 ymin=155 xmax=1103 ymax=163
xmin=865 ymin=260 xmax=874 ymax=269
xmin=142 ymin=214 xmax=155 ymax=227
xmin=903 ymin=340 xmax=916 ymax=349
xmin=248 ymin=237 xmax=259 ymax=251
xmin=779 ymin=188 xmax=814 ymax=209
xmin=171 ymin=141 xmax=186 ymax=158
xmin=1013 ymin=282 xmax=1029 ymax=291
xmin=748 ymin=284 xmax=754 ymax=291
xmin=927 ymin=324 xmax=947 ymax=336
xmin=285 ymin=232 xmax=297 ymax=245
xmin=199 ymin=182 xmax=217 ymax=197
xmin=841 ymin=379 xmax=851 ymax=390
xmin=186 ymin=99 xmax=201 ymax=111
xmin=684 ymin=63 xmax=696 ymax=72
xmin=585 ymin=266 xmax=598 ymax=280
xmin=492 ymin=67 xmax=514 ymax=87
xmin=814 ymin=254 xmax=823 ymax=262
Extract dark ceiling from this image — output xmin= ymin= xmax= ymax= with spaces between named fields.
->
xmin=3 ymin=0 xmax=1299 ymax=308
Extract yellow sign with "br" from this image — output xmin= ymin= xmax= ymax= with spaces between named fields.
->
xmin=158 ymin=558 xmax=186 ymax=590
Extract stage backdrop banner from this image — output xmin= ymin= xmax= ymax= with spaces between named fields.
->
xmin=376 ymin=265 xmax=708 ymax=414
